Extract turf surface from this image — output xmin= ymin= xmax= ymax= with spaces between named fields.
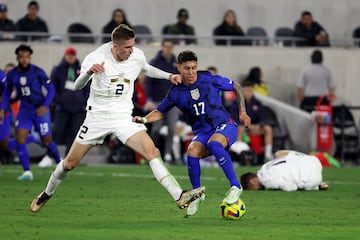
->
xmin=0 ymin=164 xmax=359 ymax=240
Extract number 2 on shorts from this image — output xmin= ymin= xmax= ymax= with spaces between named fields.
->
xmin=78 ymin=125 xmax=88 ymax=139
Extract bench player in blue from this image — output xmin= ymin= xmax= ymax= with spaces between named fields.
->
xmin=134 ymin=50 xmax=251 ymax=216
xmin=0 ymin=44 xmax=61 ymax=180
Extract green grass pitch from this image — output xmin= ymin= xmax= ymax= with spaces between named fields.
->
xmin=0 ymin=164 xmax=359 ymax=240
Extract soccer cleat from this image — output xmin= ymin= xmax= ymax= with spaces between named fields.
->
xmin=319 ymin=182 xmax=329 ymax=190
xmin=31 ymin=191 xmax=52 ymax=212
xmin=186 ymin=194 xmax=205 ymax=216
xmin=223 ymin=186 xmax=243 ymax=204
xmin=176 ymin=186 xmax=206 ymax=209
xmin=38 ymin=155 xmax=53 ymax=168
xmin=17 ymin=171 xmax=33 ymax=181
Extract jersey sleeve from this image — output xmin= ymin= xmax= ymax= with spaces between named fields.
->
xmin=80 ymin=53 xmax=95 ymax=74
xmin=157 ymin=90 xmax=175 ymax=114
xmin=0 ymin=73 xmax=13 ymax=110
xmin=212 ymin=75 xmax=235 ymax=91
xmin=38 ymin=69 xmax=55 ymax=107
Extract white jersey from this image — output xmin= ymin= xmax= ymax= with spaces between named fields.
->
xmin=257 ymin=151 xmax=323 ymax=191
xmin=81 ymin=43 xmax=146 ymax=115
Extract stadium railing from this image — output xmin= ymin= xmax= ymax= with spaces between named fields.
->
xmin=1 ymin=31 xmax=358 ymax=48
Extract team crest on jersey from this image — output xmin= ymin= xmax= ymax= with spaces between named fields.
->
xmin=190 ymin=88 xmax=200 ymax=100
xmin=20 ymin=76 xmax=27 ymax=85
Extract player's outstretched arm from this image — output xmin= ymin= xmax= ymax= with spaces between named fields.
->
xmin=233 ymin=81 xmax=251 ymax=127
xmin=143 ymin=63 xmax=181 ymax=85
xmin=133 ymin=109 xmax=164 ymax=124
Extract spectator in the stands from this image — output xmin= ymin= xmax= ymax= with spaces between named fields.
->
xmin=206 ymin=66 xmax=218 ymax=75
xmin=0 ymin=3 xmax=17 ymax=41
xmin=51 ymin=47 xmax=89 ymax=156
xmin=163 ymin=8 xmax=197 ymax=45
xmin=244 ymin=67 xmax=269 ymax=96
xmin=16 ymin=1 xmax=48 ymax=41
xmin=213 ymin=10 xmax=246 ymax=46
xmin=294 ymin=11 xmax=330 ymax=47
xmin=144 ymin=40 xmax=179 ymax=164
xmin=102 ymin=8 xmax=131 ymax=43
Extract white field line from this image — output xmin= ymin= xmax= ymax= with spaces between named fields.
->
xmin=2 ymin=168 xmax=359 ymax=184
xmin=1 ymin=168 xmax=221 ymax=181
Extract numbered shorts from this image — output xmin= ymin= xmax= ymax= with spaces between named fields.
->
xmin=0 ymin=110 xmax=13 ymax=141
xmin=75 ymin=111 xmax=147 ymax=145
xmin=15 ymin=109 xmax=52 ymax=137
xmin=191 ymin=120 xmax=238 ymax=149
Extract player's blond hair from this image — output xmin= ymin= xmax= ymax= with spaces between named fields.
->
xmin=111 ymin=24 xmax=135 ymax=43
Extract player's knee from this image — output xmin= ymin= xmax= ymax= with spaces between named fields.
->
xmin=144 ymin=147 xmax=160 ymax=160
xmin=63 ymin=158 xmax=77 ymax=171
xmin=264 ymin=125 xmax=272 ymax=135
xmin=41 ymin=137 xmax=52 ymax=145
xmin=187 ymin=145 xmax=202 ymax=158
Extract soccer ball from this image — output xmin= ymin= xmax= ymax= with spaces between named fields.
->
xmin=220 ymin=198 xmax=246 ymax=220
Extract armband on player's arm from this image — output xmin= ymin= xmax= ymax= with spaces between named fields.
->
xmin=74 ymin=72 xmax=92 ymax=90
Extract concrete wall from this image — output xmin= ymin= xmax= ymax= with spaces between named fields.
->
xmin=2 ymin=0 xmax=360 ymax=43
xmin=1 ymin=42 xmax=360 ymax=107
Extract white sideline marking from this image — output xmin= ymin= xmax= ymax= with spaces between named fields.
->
xmin=1 ymin=168 xmax=221 ymax=181
xmin=110 ymin=172 xmax=219 ymax=181
xmin=2 ymin=168 xmax=359 ymax=184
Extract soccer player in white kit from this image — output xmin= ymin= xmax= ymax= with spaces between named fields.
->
xmin=240 ymin=150 xmax=329 ymax=191
xmin=30 ymin=24 xmax=205 ymax=212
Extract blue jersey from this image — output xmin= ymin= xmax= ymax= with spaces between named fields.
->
xmin=0 ymin=70 xmax=5 ymax=95
xmin=158 ymin=72 xmax=235 ymax=135
xmin=1 ymin=64 xmax=54 ymax=111
xmin=0 ymin=70 xmax=11 ymax=113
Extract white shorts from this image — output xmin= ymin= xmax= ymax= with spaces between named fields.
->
xmin=75 ymin=111 xmax=147 ymax=145
xmin=301 ymin=156 xmax=323 ymax=190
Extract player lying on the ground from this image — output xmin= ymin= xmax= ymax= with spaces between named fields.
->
xmin=240 ymin=150 xmax=329 ymax=191
xmin=134 ymin=50 xmax=251 ymax=216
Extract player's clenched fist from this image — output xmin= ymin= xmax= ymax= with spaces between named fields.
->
xmin=87 ymin=61 xmax=105 ymax=74
xmin=240 ymin=111 xmax=251 ymax=127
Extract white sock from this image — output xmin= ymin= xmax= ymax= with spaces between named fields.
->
xmin=265 ymin=144 xmax=273 ymax=159
xmin=45 ymin=160 xmax=68 ymax=196
xmin=149 ymin=158 xmax=183 ymax=200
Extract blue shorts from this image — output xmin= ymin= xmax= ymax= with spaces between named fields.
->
xmin=0 ymin=110 xmax=13 ymax=141
xmin=192 ymin=120 xmax=238 ymax=149
xmin=15 ymin=109 xmax=52 ymax=137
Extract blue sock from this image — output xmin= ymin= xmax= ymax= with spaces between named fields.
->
xmin=207 ymin=141 xmax=241 ymax=188
xmin=17 ymin=143 xmax=30 ymax=171
xmin=187 ymin=156 xmax=201 ymax=189
xmin=8 ymin=138 xmax=16 ymax=151
xmin=46 ymin=141 xmax=61 ymax=164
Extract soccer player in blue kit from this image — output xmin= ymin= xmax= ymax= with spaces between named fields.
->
xmin=134 ymin=50 xmax=251 ymax=216
xmin=0 ymin=45 xmax=61 ymax=180
xmin=0 ymin=69 xmax=14 ymax=162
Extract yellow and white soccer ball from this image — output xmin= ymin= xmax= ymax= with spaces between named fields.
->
xmin=220 ymin=198 xmax=246 ymax=220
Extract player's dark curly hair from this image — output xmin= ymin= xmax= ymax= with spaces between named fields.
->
xmin=240 ymin=172 xmax=258 ymax=190
xmin=15 ymin=44 xmax=33 ymax=55
xmin=177 ymin=50 xmax=197 ymax=64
